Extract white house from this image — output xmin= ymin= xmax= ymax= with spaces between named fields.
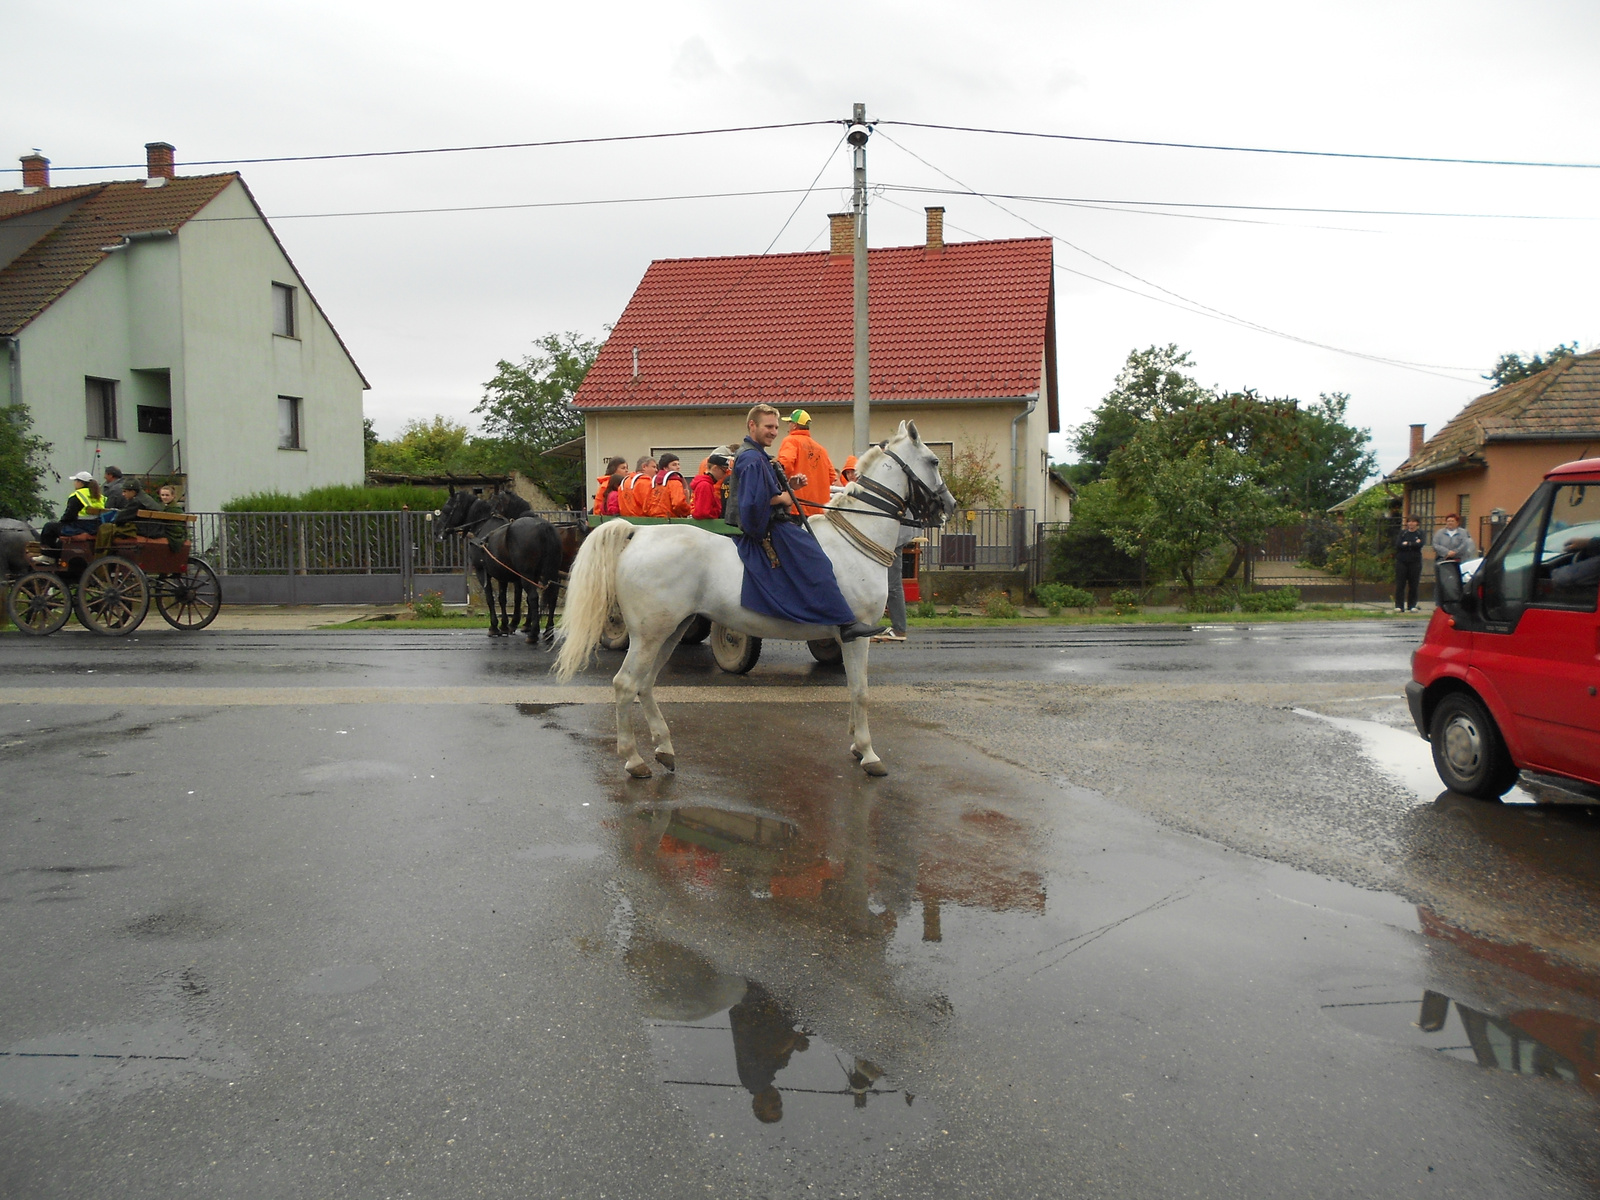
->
xmin=0 ymin=142 xmax=366 ymax=512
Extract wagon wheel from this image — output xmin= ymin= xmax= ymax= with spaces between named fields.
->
xmin=73 ymin=555 xmax=150 ymax=636
xmin=807 ymin=637 xmax=843 ymax=665
xmin=681 ymin=615 xmax=712 ymax=645
xmin=6 ymin=571 xmax=72 ymax=636
xmin=600 ymin=605 xmax=629 ymax=651
xmin=154 ymin=556 xmax=222 ymax=631
xmin=709 ymin=622 xmax=762 ymax=674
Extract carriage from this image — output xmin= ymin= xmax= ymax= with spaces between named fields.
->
xmin=4 ymin=512 xmax=221 ymax=636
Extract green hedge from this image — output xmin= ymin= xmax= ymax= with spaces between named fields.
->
xmin=222 ymin=484 xmax=451 ymax=512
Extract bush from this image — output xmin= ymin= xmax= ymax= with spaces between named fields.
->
xmin=946 ymin=605 xmax=961 ymax=618
xmin=1109 ymin=588 xmax=1140 ymax=615
xmin=912 ymin=599 xmax=938 ymax=619
xmin=1238 ymin=586 xmax=1300 ymax=613
xmin=1035 ymin=583 xmax=1095 ymax=615
xmin=223 ymin=484 xmax=451 ymax=512
xmin=411 ymin=591 xmax=446 ymax=619
xmin=983 ymin=590 xmax=1019 ymax=619
xmin=1182 ymin=592 xmax=1235 ymax=613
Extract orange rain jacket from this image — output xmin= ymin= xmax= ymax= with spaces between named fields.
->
xmin=776 ymin=427 xmax=838 ymax=515
xmin=647 ymin=469 xmax=691 ymax=518
xmin=591 ymin=475 xmax=617 ymax=515
xmin=617 ymin=471 xmax=654 ymax=517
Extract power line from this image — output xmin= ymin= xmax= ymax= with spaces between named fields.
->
xmin=880 ymin=119 xmax=1600 ymax=171
xmin=0 ymin=120 xmax=838 ymax=174
xmin=875 ymin=130 xmax=1483 ymax=381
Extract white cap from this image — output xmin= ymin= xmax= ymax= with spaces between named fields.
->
xmin=71 ymin=471 xmax=94 ymax=483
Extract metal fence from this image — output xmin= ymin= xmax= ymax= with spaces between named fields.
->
xmin=188 ymin=509 xmax=581 ymax=605
xmin=921 ymin=508 xmax=1035 ymax=570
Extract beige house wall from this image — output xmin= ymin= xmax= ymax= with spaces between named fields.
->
xmin=585 ymin=397 xmax=1046 ymax=512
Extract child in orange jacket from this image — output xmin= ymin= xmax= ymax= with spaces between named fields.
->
xmin=647 ymin=453 xmax=692 ymax=518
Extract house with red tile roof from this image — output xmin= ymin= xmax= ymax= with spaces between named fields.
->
xmin=572 ymin=208 xmax=1062 ymax=518
xmin=0 ymin=143 xmax=366 ymax=512
xmin=1386 ymin=348 xmax=1600 ymax=551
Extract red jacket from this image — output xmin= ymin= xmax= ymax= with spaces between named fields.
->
xmin=647 ymin=470 xmax=691 ymax=518
xmin=690 ymin=473 xmax=724 ymax=519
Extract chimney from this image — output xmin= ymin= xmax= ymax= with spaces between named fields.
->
xmin=20 ymin=153 xmax=49 ymax=189
xmin=829 ymin=212 xmax=854 ymax=257
xmin=145 ymin=141 xmax=175 ymax=180
xmin=1409 ymin=424 xmax=1426 ymax=457
xmin=925 ymin=206 xmax=945 ymax=252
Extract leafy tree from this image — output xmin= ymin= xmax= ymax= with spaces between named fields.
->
xmin=0 ymin=404 xmax=53 ymax=520
xmin=474 ymin=331 xmax=599 ymax=499
xmin=944 ymin=439 xmax=1005 ymax=509
xmin=1066 ymin=345 xmax=1213 ymax=485
xmin=362 ymin=416 xmax=379 ymax=470
xmin=367 ymin=416 xmax=474 ymax=477
xmin=1046 ymin=478 xmax=1144 ymax=587
xmin=1485 ymin=342 xmax=1581 ymax=389
xmin=1273 ymin=392 xmax=1378 ymax=511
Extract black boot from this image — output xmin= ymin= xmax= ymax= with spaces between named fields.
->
xmin=839 ymin=621 xmax=888 ymax=642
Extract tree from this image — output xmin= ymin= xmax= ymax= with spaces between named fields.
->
xmin=474 ymin=331 xmax=600 ymax=498
xmin=1066 ymin=345 xmax=1213 ymax=485
xmin=362 ymin=416 xmax=379 ymax=470
xmin=1273 ymin=392 xmax=1377 ymax=511
xmin=944 ymin=439 xmax=1005 ymax=509
xmin=0 ymin=404 xmax=53 ymax=520
xmin=1485 ymin=342 xmax=1581 ymax=389
xmin=367 ymin=416 xmax=473 ymax=477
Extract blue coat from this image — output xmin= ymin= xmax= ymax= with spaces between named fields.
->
xmin=734 ymin=439 xmax=857 ymax=626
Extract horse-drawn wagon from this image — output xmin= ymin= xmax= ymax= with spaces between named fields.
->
xmin=4 ymin=512 xmax=220 ymax=636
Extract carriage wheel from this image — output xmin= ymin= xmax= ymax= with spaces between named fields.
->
xmin=155 ymin=557 xmax=222 ymax=631
xmin=681 ymin=615 xmax=712 ymax=645
xmin=6 ymin=571 xmax=72 ymax=636
xmin=709 ymin=623 xmax=762 ymax=674
xmin=807 ymin=637 xmax=843 ymax=665
xmin=600 ymin=605 xmax=629 ymax=651
xmin=73 ymin=555 xmax=150 ymax=636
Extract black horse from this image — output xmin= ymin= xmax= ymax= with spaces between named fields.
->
xmin=1 ymin=519 xmax=40 ymax=581
xmin=436 ymin=491 xmax=563 ymax=642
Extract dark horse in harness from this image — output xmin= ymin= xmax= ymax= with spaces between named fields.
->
xmin=436 ymin=491 xmax=565 ymax=642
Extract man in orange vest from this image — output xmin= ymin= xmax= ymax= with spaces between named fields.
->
xmin=647 ymin=453 xmax=691 ymax=518
xmin=775 ymin=410 xmax=837 ymax=517
xmin=618 ymin=455 xmax=656 ymax=517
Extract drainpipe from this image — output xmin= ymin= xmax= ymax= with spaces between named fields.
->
xmin=1 ymin=336 xmax=18 ymax=408
xmin=1010 ymin=392 xmax=1039 ymax=507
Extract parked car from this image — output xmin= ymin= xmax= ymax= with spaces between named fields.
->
xmin=1407 ymin=458 xmax=1600 ymax=799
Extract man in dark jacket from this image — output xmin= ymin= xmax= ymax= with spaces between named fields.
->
xmin=1394 ymin=516 xmax=1425 ymax=611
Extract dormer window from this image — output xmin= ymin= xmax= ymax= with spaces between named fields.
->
xmin=272 ymin=282 xmax=297 ymax=338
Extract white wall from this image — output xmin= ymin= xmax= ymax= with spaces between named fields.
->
xmin=177 ymin=181 xmax=365 ymax=510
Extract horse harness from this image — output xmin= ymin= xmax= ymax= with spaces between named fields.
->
xmin=820 ymin=445 xmax=950 ymax=567
xmin=455 ymin=512 xmax=554 ymax=594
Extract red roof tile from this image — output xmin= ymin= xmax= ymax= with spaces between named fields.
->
xmin=0 ymin=174 xmax=236 ymax=335
xmin=574 ymin=237 xmax=1058 ymax=430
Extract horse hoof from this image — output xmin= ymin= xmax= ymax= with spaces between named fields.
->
xmin=861 ymin=759 xmax=889 ymax=777
xmin=655 ymin=750 xmax=676 ymax=771
xmin=625 ymin=761 xmax=653 ymax=779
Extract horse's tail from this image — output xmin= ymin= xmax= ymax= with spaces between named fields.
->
xmin=552 ymin=519 xmax=633 ymax=682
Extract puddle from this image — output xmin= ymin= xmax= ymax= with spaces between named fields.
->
xmin=513 ymin=843 xmax=602 ymax=863
xmin=1294 ymin=654 xmax=1412 ymax=672
xmin=1293 ymin=708 xmax=1537 ymax=805
xmin=0 ymin=1020 xmax=245 ymax=1109
xmin=1320 ymin=984 xmax=1600 ymax=1101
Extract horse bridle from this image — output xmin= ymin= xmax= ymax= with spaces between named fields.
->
xmin=840 ymin=445 xmax=952 ymax=528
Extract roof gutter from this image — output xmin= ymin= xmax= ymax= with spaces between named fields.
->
xmin=1 ymin=335 xmax=18 ymax=408
xmin=1383 ymin=453 xmax=1488 ymax=486
xmin=98 ymin=228 xmax=174 ymax=253
xmin=1011 ymin=392 xmax=1039 ymax=507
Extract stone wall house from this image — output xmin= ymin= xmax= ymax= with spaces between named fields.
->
xmin=0 ymin=143 xmax=366 ymax=512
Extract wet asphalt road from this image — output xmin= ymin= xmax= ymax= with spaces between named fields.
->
xmin=2 ymin=622 xmax=1599 ymax=1198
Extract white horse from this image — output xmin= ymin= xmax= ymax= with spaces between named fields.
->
xmin=553 ymin=421 xmax=955 ymax=779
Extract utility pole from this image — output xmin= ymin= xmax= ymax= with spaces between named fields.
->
xmin=848 ymin=104 xmax=872 ymax=455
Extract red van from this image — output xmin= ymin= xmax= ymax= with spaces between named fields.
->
xmin=1407 ymin=458 xmax=1600 ymax=799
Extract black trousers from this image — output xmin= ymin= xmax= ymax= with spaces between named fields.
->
xmin=1395 ymin=556 xmax=1422 ymax=609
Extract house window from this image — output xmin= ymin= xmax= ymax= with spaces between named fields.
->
xmin=272 ymin=282 xmax=297 ymax=338
xmin=85 ymin=377 xmax=119 ymax=439
xmin=1408 ymin=484 xmax=1435 ymax=528
xmin=136 ymin=405 xmax=172 ymax=435
xmin=278 ymin=395 xmax=303 ymax=450
xmin=1457 ymin=493 xmax=1471 ymax=522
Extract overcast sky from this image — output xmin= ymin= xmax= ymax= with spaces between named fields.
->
xmin=8 ymin=0 xmax=1598 ymax=477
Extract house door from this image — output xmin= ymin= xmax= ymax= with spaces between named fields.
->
xmin=1473 ymin=481 xmax=1600 ymax=778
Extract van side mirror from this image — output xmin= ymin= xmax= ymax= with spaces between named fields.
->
xmin=1435 ymin=560 xmax=1464 ymax=614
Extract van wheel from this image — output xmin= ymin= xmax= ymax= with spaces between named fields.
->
xmin=709 ymin=623 xmax=761 ymax=674
xmin=1429 ymin=692 xmax=1518 ymax=800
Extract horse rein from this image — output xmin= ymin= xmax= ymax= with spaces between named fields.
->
xmin=820 ymin=443 xmax=951 ymax=567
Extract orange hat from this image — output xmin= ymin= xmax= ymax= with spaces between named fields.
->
xmin=842 ymin=455 xmax=858 ymax=473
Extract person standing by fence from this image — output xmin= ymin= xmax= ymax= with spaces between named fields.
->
xmin=1394 ymin=516 xmax=1424 ymax=612
xmin=1432 ymin=513 xmax=1476 ymax=564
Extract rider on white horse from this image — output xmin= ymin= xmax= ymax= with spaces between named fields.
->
xmin=733 ymin=404 xmax=886 ymax=643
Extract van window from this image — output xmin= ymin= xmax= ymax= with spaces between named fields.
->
xmin=1480 ymin=484 xmax=1551 ymax=624
xmin=1537 ymin=483 xmax=1600 ymax=611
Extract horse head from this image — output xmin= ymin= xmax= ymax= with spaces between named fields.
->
xmin=862 ymin=420 xmax=956 ymax=526
xmin=434 ymin=490 xmax=474 ymax=538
